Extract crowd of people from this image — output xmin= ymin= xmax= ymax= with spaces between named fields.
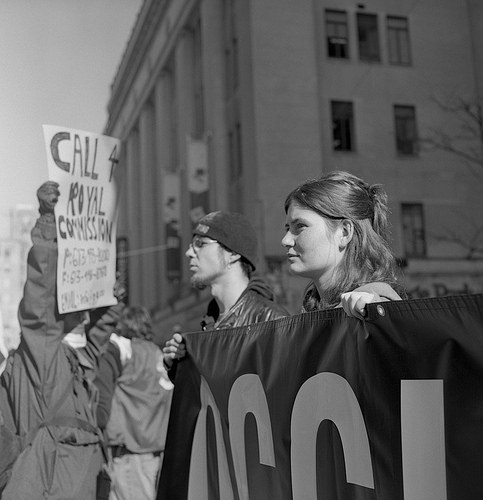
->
xmin=0 ymin=170 xmax=404 ymax=498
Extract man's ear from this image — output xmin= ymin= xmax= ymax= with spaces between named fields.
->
xmin=339 ymin=219 xmax=354 ymax=249
xmin=228 ymin=252 xmax=241 ymax=266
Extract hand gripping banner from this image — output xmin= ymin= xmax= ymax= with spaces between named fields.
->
xmin=157 ymin=294 xmax=483 ymax=500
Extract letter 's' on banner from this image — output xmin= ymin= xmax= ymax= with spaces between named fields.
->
xmin=158 ymin=294 xmax=483 ymax=500
xmin=43 ymin=124 xmax=122 ymax=313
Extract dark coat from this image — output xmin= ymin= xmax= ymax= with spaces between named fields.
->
xmin=1 ymin=215 xmax=121 ymax=499
xmin=201 ymin=276 xmax=289 ymax=330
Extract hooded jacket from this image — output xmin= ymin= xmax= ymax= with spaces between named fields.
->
xmin=166 ymin=276 xmax=289 ymax=383
xmin=201 ymin=275 xmax=289 ymax=330
xmin=0 ymin=215 xmax=121 ymax=500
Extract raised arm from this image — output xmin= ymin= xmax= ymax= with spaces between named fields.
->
xmin=17 ymin=182 xmax=63 ymax=378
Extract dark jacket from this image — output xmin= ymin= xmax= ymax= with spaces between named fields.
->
xmin=201 ymin=276 xmax=289 ymax=330
xmin=95 ymin=341 xmax=122 ymax=430
xmin=167 ymin=277 xmax=288 ymax=382
xmin=0 ymin=215 xmax=121 ymax=500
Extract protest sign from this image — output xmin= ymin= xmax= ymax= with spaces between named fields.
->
xmin=43 ymin=125 xmax=122 ymax=314
xmin=158 ymin=294 xmax=483 ymax=500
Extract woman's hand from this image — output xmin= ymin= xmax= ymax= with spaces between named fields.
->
xmin=162 ymin=333 xmax=186 ymax=369
xmin=340 ymin=291 xmax=376 ymax=320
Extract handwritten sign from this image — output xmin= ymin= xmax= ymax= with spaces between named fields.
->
xmin=43 ymin=125 xmax=122 ymax=314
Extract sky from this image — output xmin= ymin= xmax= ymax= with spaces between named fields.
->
xmin=0 ymin=0 xmax=143 ymax=238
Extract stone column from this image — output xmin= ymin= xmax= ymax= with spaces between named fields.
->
xmin=125 ymin=128 xmax=142 ymax=305
xmin=154 ymin=71 xmax=175 ymax=308
xmin=175 ymin=29 xmax=196 ymax=287
xmin=138 ymin=100 xmax=158 ymax=309
xmin=201 ymin=0 xmax=230 ymax=210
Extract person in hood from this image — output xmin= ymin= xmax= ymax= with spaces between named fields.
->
xmin=163 ymin=211 xmax=289 ymax=370
xmin=282 ymin=171 xmax=406 ymax=317
xmin=0 ymin=181 xmax=122 ymax=500
xmin=95 ymin=306 xmax=173 ymax=500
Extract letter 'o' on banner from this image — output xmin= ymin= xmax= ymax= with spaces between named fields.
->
xmin=228 ymin=374 xmax=276 ymax=500
xmin=188 ymin=377 xmax=234 ymax=500
xmin=291 ymin=372 xmax=374 ymax=498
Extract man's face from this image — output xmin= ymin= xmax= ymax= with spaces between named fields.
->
xmin=185 ymin=235 xmax=229 ymax=288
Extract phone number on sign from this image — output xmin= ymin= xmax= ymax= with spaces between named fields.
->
xmin=62 ymin=247 xmax=110 ymax=267
xmin=61 ymin=266 xmax=107 ymax=285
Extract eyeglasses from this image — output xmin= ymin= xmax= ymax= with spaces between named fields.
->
xmin=189 ymin=236 xmax=218 ymax=253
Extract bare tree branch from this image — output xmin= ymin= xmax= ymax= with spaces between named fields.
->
xmin=419 ymin=95 xmax=483 ymax=181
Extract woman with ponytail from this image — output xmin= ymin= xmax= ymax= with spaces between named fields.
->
xmin=282 ymin=171 xmax=406 ymax=318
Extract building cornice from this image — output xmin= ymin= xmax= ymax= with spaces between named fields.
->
xmin=106 ymin=0 xmax=169 ymax=133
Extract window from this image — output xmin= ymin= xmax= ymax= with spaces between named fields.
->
xmin=401 ymin=204 xmax=426 ymax=257
xmin=387 ymin=16 xmax=411 ymax=65
xmin=394 ymin=105 xmax=418 ymax=155
xmin=325 ymin=9 xmax=349 ymax=59
xmin=357 ymin=13 xmax=380 ymax=62
xmin=331 ymin=101 xmax=354 ymax=151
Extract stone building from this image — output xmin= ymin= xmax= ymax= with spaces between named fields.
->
xmin=105 ymin=0 xmax=483 ymax=338
xmin=0 ymin=205 xmax=37 ymax=348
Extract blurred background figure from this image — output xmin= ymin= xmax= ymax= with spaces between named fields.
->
xmin=96 ymin=305 xmax=173 ymax=500
xmin=0 ymin=311 xmax=8 ymax=376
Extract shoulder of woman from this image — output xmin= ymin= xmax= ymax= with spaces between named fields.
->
xmin=352 ymin=282 xmax=403 ymax=301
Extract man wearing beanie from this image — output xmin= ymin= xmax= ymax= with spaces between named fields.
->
xmin=163 ymin=211 xmax=288 ymax=370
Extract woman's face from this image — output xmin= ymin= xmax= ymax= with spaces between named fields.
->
xmin=282 ymin=201 xmax=345 ymax=288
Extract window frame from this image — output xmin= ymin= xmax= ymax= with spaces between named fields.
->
xmin=357 ymin=12 xmax=381 ymax=62
xmin=401 ymin=203 xmax=426 ymax=258
xmin=394 ymin=104 xmax=419 ymax=156
xmin=331 ymin=100 xmax=355 ymax=152
xmin=387 ymin=15 xmax=412 ymax=66
xmin=325 ymin=9 xmax=349 ymax=59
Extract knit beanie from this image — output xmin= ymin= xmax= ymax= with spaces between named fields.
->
xmin=193 ymin=211 xmax=258 ymax=269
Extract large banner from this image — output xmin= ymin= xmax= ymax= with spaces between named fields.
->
xmin=158 ymin=294 xmax=483 ymax=500
xmin=43 ymin=125 xmax=122 ymax=313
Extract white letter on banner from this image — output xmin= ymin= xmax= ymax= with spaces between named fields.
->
xmin=291 ymin=372 xmax=374 ymax=498
xmin=228 ymin=374 xmax=276 ymax=500
xmin=401 ymin=380 xmax=447 ymax=500
xmin=188 ymin=376 xmax=234 ymax=500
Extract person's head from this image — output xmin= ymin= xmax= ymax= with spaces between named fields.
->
xmin=186 ymin=211 xmax=257 ymax=289
xmin=282 ymin=171 xmax=402 ymax=310
xmin=117 ymin=306 xmax=154 ymax=341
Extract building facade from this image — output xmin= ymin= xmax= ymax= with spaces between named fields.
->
xmin=105 ymin=0 xmax=483 ymax=336
xmin=0 ymin=205 xmax=37 ymax=348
